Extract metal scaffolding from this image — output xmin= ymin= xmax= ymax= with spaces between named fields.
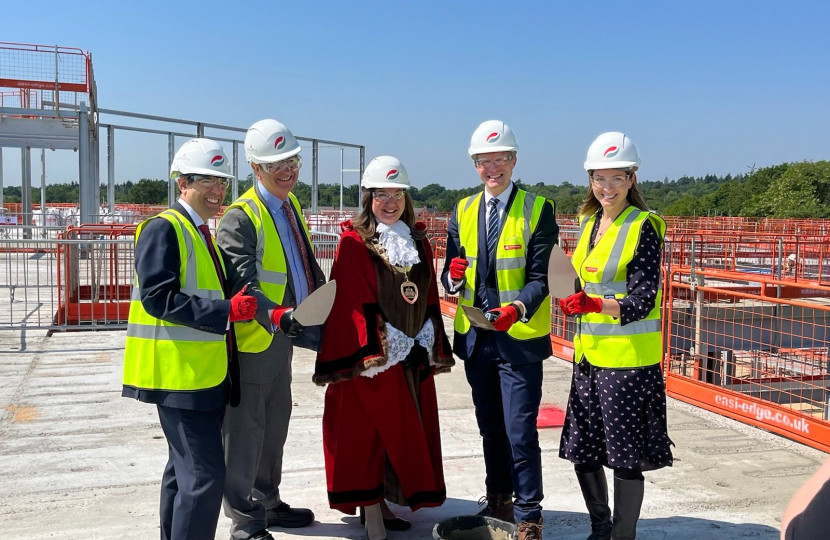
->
xmin=0 ymin=41 xmax=365 ymax=224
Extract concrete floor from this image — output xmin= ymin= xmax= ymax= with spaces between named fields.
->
xmin=0 ymin=318 xmax=825 ymax=540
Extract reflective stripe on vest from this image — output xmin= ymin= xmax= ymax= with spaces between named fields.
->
xmin=571 ymin=206 xmax=667 ymax=368
xmin=453 ymin=188 xmax=553 ymax=342
xmin=123 ymin=209 xmax=227 ymax=392
xmin=222 ymin=187 xmax=310 ymax=353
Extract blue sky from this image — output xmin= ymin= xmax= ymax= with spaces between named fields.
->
xmin=1 ymin=0 xmax=829 ymax=194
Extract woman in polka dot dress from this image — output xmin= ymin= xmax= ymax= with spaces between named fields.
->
xmin=557 ymin=132 xmax=673 ymax=540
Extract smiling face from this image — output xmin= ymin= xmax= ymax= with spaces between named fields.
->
xmin=178 ymin=176 xmax=227 ymax=221
xmin=590 ymin=168 xmax=634 ymax=216
xmin=474 ymin=151 xmax=516 ymax=197
xmin=371 ymin=188 xmax=407 ymax=226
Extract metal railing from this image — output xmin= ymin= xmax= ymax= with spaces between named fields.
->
xmin=0 ymin=231 xmax=340 ymax=331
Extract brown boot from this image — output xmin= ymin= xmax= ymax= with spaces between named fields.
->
xmin=517 ymin=517 xmax=544 ymax=540
xmin=476 ymin=492 xmax=515 ymax=522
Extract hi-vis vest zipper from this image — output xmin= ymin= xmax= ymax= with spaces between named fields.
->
xmin=222 ymin=187 xmax=312 ymax=354
xmin=453 ymin=189 xmax=553 ymax=341
xmin=571 ymin=206 xmax=666 ymax=368
xmin=123 ymin=209 xmax=227 ymax=392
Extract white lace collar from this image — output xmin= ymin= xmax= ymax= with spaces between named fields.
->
xmin=376 ymin=220 xmax=420 ymax=268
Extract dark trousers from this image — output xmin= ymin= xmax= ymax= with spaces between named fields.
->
xmin=464 ymin=332 xmax=544 ymax=523
xmin=158 ymin=404 xmax=226 ymax=540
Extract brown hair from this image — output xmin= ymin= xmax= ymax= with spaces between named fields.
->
xmin=577 ymin=171 xmax=650 ymax=218
xmin=353 ymin=189 xmax=416 ymax=241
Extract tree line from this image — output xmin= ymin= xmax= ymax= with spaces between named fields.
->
xmin=3 ymin=160 xmax=828 ymax=218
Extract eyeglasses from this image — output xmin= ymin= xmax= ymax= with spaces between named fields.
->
xmin=474 ymin=155 xmax=514 ymax=169
xmin=372 ymin=190 xmax=406 ymax=204
xmin=590 ymin=174 xmax=631 ymax=188
xmin=260 ymin=156 xmax=302 ymax=174
xmin=190 ymin=175 xmax=230 ymax=188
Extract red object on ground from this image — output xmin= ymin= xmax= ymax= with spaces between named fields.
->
xmin=537 ymin=404 xmax=566 ymax=428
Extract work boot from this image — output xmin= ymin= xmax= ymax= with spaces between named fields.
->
xmin=576 ymin=469 xmax=612 ymax=540
xmin=517 ymin=517 xmax=544 ymax=540
xmin=476 ymin=492 xmax=515 ymax=523
xmin=611 ymin=476 xmax=645 ymax=540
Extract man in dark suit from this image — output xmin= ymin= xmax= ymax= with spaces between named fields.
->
xmin=441 ymin=121 xmax=558 ymax=540
xmin=217 ymin=119 xmax=324 ymax=540
xmin=122 ymin=138 xmax=258 ymax=540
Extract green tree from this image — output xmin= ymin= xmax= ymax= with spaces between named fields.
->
xmin=128 ymin=179 xmax=169 ymax=205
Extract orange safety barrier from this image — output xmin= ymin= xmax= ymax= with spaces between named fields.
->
xmin=664 ymin=268 xmax=830 ymax=452
xmin=55 ymin=225 xmax=136 ymax=327
xmin=429 ymin=233 xmax=830 ymax=453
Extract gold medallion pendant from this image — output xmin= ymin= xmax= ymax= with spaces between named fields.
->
xmin=401 ymin=280 xmax=419 ymax=304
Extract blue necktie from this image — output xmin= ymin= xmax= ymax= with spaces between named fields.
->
xmin=482 ymin=198 xmax=500 ymax=310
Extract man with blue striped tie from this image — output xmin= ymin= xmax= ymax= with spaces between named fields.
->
xmin=441 ymin=120 xmax=558 ymax=540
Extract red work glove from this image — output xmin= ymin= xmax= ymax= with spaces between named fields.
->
xmin=449 ymin=257 xmax=468 ymax=281
xmin=486 ymin=304 xmax=520 ymax=332
xmin=270 ymin=306 xmax=304 ymax=337
xmin=559 ymin=291 xmax=603 ymax=316
xmin=229 ymin=285 xmax=257 ymax=322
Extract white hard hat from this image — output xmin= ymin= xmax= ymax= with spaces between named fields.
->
xmin=244 ymin=119 xmax=302 ymax=164
xmin=788 ymin=254 xmax=797 ymax=261
xmin=468 ymin=120 xmax=519 ymax=156
xmin=361 ymin=156 xmax=411 ymax=190
xmin=584 ymin=132 xmax=641 ymax=172
xmin=170 ymin=138 xmax=234 ymax=179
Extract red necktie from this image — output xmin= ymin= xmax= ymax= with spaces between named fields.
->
xmin=282 ymin=201 xmax=316 ymax=293
xmin=197 ymin=224 xmax=226 ymax=288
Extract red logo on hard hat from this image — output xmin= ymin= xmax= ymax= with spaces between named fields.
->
xmin=486 ymin=132 xmax=501 ymax=143
xmin=210 ymin=155 xmax=225 ymax=167
xmin=386 ymin=169 xmax=399 ymax=180
xmin=604 ymin=146 xmax=619 ymax=158
xmin=274 ymin=136 xmax=286 ymax=150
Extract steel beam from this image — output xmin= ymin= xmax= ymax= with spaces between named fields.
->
xmin=107 ymin=126 xmax=115 ymax=213
xmin=359 ymin=146 xmax=365 ymax=210
xmin=168 ymin=133 xmax=176 ymax=207
xmin=78 ymin=103 xmax=91 ymax=224
xmin=312 ymin=139 xmax=319 ymax=214
xmin=232 ymin=143 xmax=239 ymax=201
xmin=21 ymin=147 xmax=32 ymax=237
xmin=40 ymin=149 xmax=46 ymax=216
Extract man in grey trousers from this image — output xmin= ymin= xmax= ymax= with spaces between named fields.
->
xmin=217 ymin=119 xmax=325 ymax=540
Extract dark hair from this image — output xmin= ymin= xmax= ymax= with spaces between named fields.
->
xmin=353 ymin=189 xmax=416 ymax=240
xmin=577 ymin=171 xmax=650 ymax=218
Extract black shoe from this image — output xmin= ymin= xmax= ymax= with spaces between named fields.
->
xmin=239 ymin=530 xmax=274 ymax=540
xmin=265 ymin=502 xmax=315 ymax=528
xmin=359 ymin=506 xmax=412 ymax=531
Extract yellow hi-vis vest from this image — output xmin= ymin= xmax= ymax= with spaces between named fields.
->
xmin=571 ymin=206 xmax=667 ymax=368
xmin=221 ymin=187 xmax=312 ymax=354
xmin=453 ymin=189 xmax=553 ymax=341
xmin=123 ymin=209 xmax=228 ymax=392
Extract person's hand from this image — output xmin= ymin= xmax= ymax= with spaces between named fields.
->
xmin=486 ymin=304 xmax=519 ymax=332
xmin=449 ymin=246 xmax=469 ymax=281
xmin=229 ymin=285 xmax=257 ymax=322
xmin=270 ymin=306 xmax=305 ymax=337
xmin=559 ymin=291 xmax=603 ymax=316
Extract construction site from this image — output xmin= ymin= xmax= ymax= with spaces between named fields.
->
xmin=1 ymin=41 xmax=829 ymax=540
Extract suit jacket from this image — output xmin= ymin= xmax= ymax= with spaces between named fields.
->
xmin=122 ymin=201 xmax=234 ymax=410
xmin=441 ymin=186 xmax=558 ymax=364
xmin=216 ymin=184 xmax=326 ymax=383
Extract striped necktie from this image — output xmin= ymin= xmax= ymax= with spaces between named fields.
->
xmin=482 ymin=198 xmax=500 ymax=310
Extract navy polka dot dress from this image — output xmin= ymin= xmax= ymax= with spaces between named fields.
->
xmin=559 ymin=214 xmax=674 ymax=471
